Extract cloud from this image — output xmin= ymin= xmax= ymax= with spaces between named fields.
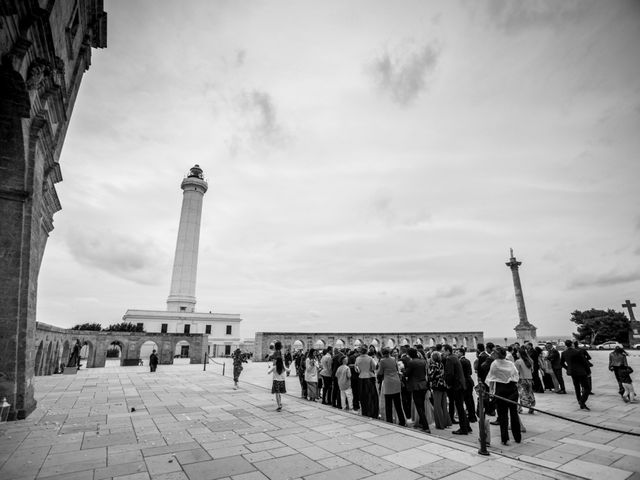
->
xmin=481 ymin=0 xmax=596 ymax=33
xmin=236 ymin=49 xmax=246 ymax=67
xmin=368 ymin=191 xmax=432 ymax=227
xmin=367 ymin=39 xmax=440 ymax=106
xmin=227 ymin=89 xmax=289 ymax=155
xmin=435 ymin=285 xmax=466 ymax=298
xmin=65 ymin=228 xmax=168 ymax=285
xmin=398 ymin=297 xmax=418 ymax=313
xmin=568 ymin=270 xmax=640 ymax=289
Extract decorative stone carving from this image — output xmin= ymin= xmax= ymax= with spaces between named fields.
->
xmin=26 ymin=58 xmax=51 ymax=90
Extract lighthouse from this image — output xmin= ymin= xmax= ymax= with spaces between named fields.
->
xmin=122 ymin=165 xmax=243 ymax=361
xmin=167 ymin=165 xmax=208 ymax=312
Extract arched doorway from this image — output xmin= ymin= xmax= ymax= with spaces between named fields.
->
xmin=335 ymin=339 xmax=345 ymax=349
xmin=106 ymin=341 xmax=124 ymax=367
xmin=292 ymin=340 xmax=304 ymax=351
xmin=370 ymin=338 xmax=380 ymax=351
xmin=174 ymin=340 xmax=190 ymax=364
xmin=386 ymin=338 xmax=396 ymax=349
xmin=353 ymin=339 xmax=363 ymax=349
xmin=314 ymin=339 xmax=326 ymax=350
xmin=140 ymin=340 xmax=158 ymax=365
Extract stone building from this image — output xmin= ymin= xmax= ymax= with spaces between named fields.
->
xmin=254 ymin=331 xmax=484 ymax=361
xmin=34 ymin=322 xmax=207 ymax=375
xmin=0 ymin=0 xmax=107 ymax=419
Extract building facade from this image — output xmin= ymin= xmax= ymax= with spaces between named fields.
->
xmin=0 ymin=0 xmax=107 ymax=419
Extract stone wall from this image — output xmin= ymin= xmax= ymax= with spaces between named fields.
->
xmin=0 ymin=1 xmax=107 ymax=419
xmin=35 ymin=322 xmax=207 ymax=374
xmin=254 ymin=331 xmax=484 ymax=361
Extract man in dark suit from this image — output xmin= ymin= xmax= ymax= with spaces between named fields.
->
xmin=458 ymin=347 xmax=477 ymax=423
xmin=561 ymin=340 xmax=592 ymax=410
xmin=443 ymin=344 xmax=470 ymax=435
xmin=404 ymin=347 xmax=430 ymax=432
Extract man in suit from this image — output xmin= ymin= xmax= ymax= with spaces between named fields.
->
xmin=547 ymin=342 xmax=567 ymax=394
xmin=404 ymin=347 xmax=430 ymax=432
xmin=561 ymin=340 xmax=592 ymax=410
xmin=443 ymin=344 xmax=470 ymax=435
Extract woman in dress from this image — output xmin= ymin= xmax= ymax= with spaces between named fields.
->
xmin=515 ymin=346 xmax=536 ymax=414
xmin=427 ymin=352 xmax=451 ymax=430
xmin=377 ymin=347 xmax=406 ymax=426
xmin=486 ymin=346 xmax=521 ymax=445
xmin=268 ymin=356 xmax=290 ymax=411
xmin=304 ymin=348 xmax=320 ymax=401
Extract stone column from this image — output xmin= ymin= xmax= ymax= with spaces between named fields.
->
xmin=506 ymin=249 xmax=537 ymax=343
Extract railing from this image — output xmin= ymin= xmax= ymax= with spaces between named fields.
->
xmin=475 ymin=382 xmax=640 ymax=457
xmin=203 ymin=352 xmax=226 ymax=376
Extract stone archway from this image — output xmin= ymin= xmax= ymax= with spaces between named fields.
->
xmin=139 ymin=340 xmax=158 ymax=365
xmin=314 ymin=339 xmax=326 ymax=350
xmin=292 ymin=339 xmax=304 ymax=351
xmin=174 ymin=340 xmax=190 ymax=361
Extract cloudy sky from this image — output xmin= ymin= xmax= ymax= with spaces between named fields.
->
xmin=37 ymin=0 xmax=640 ymax=340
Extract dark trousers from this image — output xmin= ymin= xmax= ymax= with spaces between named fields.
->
xmin=553 ymin=368 xmax=566 ymax=392
xmin=532 ymin=367 xmax=544 ymax=393
xmin=351 ymin=369 xmax=360 ymax=410
xmin=463 ymin=385 xmax=477 ymax=422
xmin=384 ymin=393 xmax=406 ymax=426
xmin=612 ymin=367 xmax=624 ymax=395
xmin=321 ymin=375 xmax=332 ymax=404
xmin=495 ymin=382 xmax=521 ymax=443
xmin=571 ymin=374 xmax=590 ymax=406
xmin=411 ymin=389 xmax=429 ymax=429
xmin=359 ymin=377 xmax=379 ymax=419
xmin=298 ymin=374 xmax=307 ymax=398
xmin=332 ymin=377 xmax=342 ymax=408
xmin=401 ymin=385 xmax=412 ymax=418
xmin=448 ymin=389 xmax=470 ymax=433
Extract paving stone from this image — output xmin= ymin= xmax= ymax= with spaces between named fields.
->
xmin=336 ymin=448 xmax=397 ymax=473
xmin=94 ymin=460 xmax=147 ymax=479
xmin=182 ymin=455 xmax=256 ymax=480
xmin=558 ymin=458 xmax=632 ymax=480
xmin=383 ymin=447 xmax=441 ymax=469
xmin=304 ymin=464 xmax=370 ymax=480
xmin=317 ymin=456 xmax=352 ymax=469
xmin=144 ymin=453 xmax=182 ymax=475
xmin=413 ymin=457 xmax=468 ymax=479
xmin=252 ymin=453 xmax=326 ymax=480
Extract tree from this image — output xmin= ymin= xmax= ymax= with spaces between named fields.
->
xmin=71 ymin=323 xmax=102 ymax=331
xmin=570 ymin=308 xmax=630 ymax=345
xmin=104 ymin=322 xmax=145 ymax=332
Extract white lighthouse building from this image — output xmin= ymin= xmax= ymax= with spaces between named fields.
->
xmin=123 ymin=165 xmax=242 ymax=357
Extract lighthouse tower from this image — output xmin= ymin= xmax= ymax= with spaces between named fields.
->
xmin=122 ymin=165 xmax=243 ymax=362
xmin=167 ymin=165 xmax=208 ymax=312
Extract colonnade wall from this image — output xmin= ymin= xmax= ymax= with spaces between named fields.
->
xmin=34 ymin=322 xmax=207 ymax=375
xmin=254 ymin=331 xmax=484 ymax=362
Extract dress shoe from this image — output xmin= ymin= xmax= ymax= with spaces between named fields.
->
xmin=490 ymin=420 xmax=500 ymax=425
xmin=502 ymin=441 xmax=509 ymax=446
xmin=452 ymin=429 xmax=469 ymax=435
xmin=580 ymin=403 xmax=590 ymax=411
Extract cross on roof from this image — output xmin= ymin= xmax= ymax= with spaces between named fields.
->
xmin=622 ymin=299 xmax=636 ymax=322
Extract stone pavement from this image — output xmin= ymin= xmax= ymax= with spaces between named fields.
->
xmin=0 ymin=351 xmax=636 ymax=480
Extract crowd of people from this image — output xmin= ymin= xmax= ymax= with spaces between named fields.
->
xmin=257 ymin=338 xmax=636 ymax=447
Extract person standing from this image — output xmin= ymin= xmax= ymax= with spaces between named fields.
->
xmin=428 ymin=352 xmax=451 ymax=430
xmin=618 ymin=365 xmax=635 ymax=403
xmin=609 ymin=346 xmax=629 ymax=397
xmin=377 ymin=347 xmax=406 ymax=426
xmin=355 ymin=346 xmax=379 ymax=419
xmin=443 ymin=344 xmax=470 ymax=435
xmin=515 ymin=347 xmax=535 ymax=414
xmin=546 ymin=343 xmax=566 ymax=394
xmin=486 ymin=346 xmax=521 ymax=445
xmin=561 ymin=339 xmax=592 ymax=410
xmin=232 ymin=348 xmax=246 ymax=389
xmin=404 ymin=347 xmax=430 ymax=432
xmin=320 ymin=347 xmax=333 ymax=405
xmin=336 ymin=356 xmax=353 ymax=410
xmin=294 ymin=349 xmax=308 ymax=399
xmin=304 ymin=348 xmax=319 ymax=401
xmin=149 ymin=349 xmax=158 ymax=373
xmin=526 ymin=342 xmax=544 ymax=393
xmin=458 ymin=347 xmax=477 ymax=423
xmin=268 ymin=356 xmax=289 ymax=411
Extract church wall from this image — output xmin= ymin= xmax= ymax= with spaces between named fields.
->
xmin=0 ymin=0 xmax=107 ymax=419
